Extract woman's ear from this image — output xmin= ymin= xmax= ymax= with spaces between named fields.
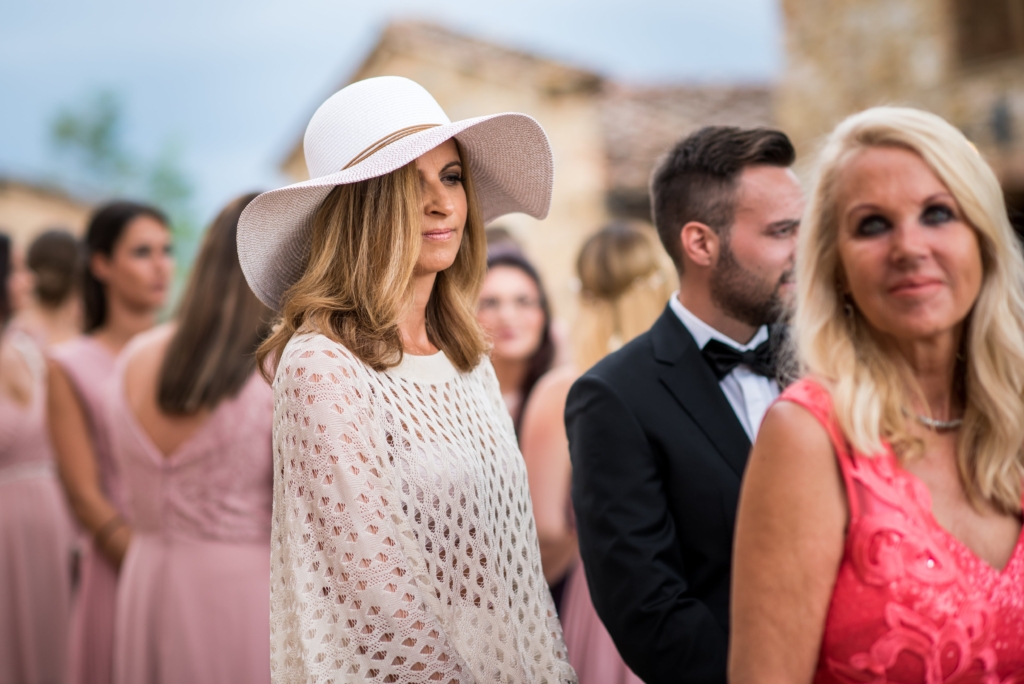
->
xmin=90 ymin=252 xmax=112 ymax=285
xmin=679 ymin=221 xmax=720 ymax=269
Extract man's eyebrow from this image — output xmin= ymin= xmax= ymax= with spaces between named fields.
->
xmin=766 ymin=218 xmax=799 ymax=230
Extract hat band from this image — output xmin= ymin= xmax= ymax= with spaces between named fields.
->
xmin=342 ymin=124 xmax=442 ymax=170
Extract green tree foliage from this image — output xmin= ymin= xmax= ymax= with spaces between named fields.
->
xmin=49 ymin=90 xmax=201 ymax=298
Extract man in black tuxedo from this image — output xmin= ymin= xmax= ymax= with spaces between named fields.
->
xmin=565 ymin=127 xmax=804 ymax=683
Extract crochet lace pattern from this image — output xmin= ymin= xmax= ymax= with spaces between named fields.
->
xmin=269 ymin=332 xmax=575 ymax=683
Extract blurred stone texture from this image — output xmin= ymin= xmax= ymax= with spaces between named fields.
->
xmin=777 ymin=0 xmax=1024 ymax=225
xmin=0 ymin=179 xmax=90 ymax=246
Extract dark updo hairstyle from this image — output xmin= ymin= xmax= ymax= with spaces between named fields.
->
xmin=83 ymin=201 xmax=168 ymax=333
xmin=485 ymin=250 xmax=555 ymax=437
xmin=0 ymin=233 xmax=11 ymax=325
xmin=27 ymin=230 xmax=82 ymax=308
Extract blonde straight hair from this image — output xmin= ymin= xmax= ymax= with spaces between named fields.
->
xmin=257 ymin=147 xmax=488 ymax=377
xmin=796 ymin=106 xmax=1024 ymax=514
xmin=574 ymin=222 xmax=673 ymax=371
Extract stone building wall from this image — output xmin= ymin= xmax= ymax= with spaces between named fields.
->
xmin=777 ymin=0 xmax=1024 ymax=212
xmin=0 ymin=179 xmax=91 ymax=246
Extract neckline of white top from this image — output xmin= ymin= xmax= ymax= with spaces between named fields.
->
xmin=384 ymin=348 xmax=459 ymax=384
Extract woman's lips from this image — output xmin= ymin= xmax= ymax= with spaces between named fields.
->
xmin=423 ymin=229 xmax=455 ymax=242
xmin=888 ymin=277 xmax=943 ymax=296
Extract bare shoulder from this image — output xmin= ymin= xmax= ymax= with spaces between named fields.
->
xmin=123 ymin=324 xmax=175 ymax=376
xmin=530 ymin=365 xmax=578 ymax=410
xmin=755 ymin=399 xmax=832 ymax=460
xmin=743 ymin=396 xmax=848 ymax=526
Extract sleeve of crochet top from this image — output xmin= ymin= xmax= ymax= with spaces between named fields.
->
xmin=277 ymin=344 xmax=473 ymax=683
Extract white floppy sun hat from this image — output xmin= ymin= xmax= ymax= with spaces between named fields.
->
xmin=237 ymin=75 xmax=554 ymax=310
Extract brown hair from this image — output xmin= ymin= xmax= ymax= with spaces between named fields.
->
xmin=257 ymin=146 xmax=488 ymax=378
xmin=27 ymin=230 xmax=81 ymax=307
xmin=82 ymin=201 xmax=168 ymax=333
xmin=158 ymin=193 xmax=272 ymax=414
xmin=485 ymin=250 xmax=555 ymax=436
xmin=650 ymin=126 xmax=795 ymax=270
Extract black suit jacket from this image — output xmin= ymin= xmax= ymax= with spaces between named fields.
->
xmin=565 ymin=305 xmax=755 ymax=684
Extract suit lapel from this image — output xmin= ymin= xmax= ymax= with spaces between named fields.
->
xmin=650 ymin=307 xmax=752 ymax=477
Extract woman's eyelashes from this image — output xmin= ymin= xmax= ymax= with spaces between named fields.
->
xmin=854 ymin=203 xmax=958 ymax=237
xmin=441 ymin=170 xmax=463 ymax=186
xmin=921 ymin=203 xmax=955 ymax=226
xmin=130 ymin=244 xmax=173 ymax=259
xmin=855 ymin=214 xmax=890 ymax=237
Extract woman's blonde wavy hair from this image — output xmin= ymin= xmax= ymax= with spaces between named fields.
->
xmin=257 ymin=146 xmax=488 ymax=378
xmin=796 ymin=106 xmax=1024 ymax=514
xmin=574 ymin=221 xmax=673 ymax=371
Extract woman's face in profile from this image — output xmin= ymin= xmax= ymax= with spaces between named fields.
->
xmin=92 ymin=215 xmax=174 ymax=313
xmin=413 ymin=139 xmax=467 ymax=277
xmin=477 ymin=265 xmax=546 ymax=364
xmin=835 ymin=145 xmax=983 ymax=345
xmin=6 ymin=246 xmax=34 ymax=315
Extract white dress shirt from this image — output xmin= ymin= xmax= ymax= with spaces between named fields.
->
xmin=669 ymin=293 xmax=779 ymax=441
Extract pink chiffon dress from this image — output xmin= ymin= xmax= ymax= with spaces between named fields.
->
xmin=109 ymin=350 xmax=273 ymax=684
xmin=50 ymin=335 xmax=121 ymax=684
xmin=781 ymin=379 xmax=1024 ymax=683
xmin=0 ymin=332 xmax=75 ymax=684
xmin=560 ymin=559 xmax=643 ymax=684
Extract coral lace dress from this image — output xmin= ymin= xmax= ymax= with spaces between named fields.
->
xmin=780 ymin=379 xmax=1024 ymax=684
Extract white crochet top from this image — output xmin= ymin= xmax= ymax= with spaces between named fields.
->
xmin=269 ymin=332 xmax=575 ymax=684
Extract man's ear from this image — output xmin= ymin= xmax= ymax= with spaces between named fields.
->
xmin=679 ymin=221 xmax=720 ymax=268
xmin=90 ymin=252 xmax=111 ymax=284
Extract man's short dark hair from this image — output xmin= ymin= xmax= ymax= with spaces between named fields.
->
xmin=650 ymin=126 xmax=795 ymax=269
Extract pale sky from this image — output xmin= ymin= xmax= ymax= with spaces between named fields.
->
xmin=1 ymin=0 xmax=782 ymax=225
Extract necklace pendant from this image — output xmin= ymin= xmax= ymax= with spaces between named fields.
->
xmin=916 ymin=414 xmax=964 ymax=430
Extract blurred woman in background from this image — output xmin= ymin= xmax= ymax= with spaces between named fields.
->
xmin=12 ymin=229 xmax=83 ymax=347
xmin=110 ymin=193 xmax=273 ymax=684
xmin=519 ymin=221 xmax=671 ymax=684
xmin=476 ymin=250 xmax=556 ymax=434
xmin=0 ymin=233 xmax=76 ymax=684
xmin=48 ymin=201 xmax=173 ymax=684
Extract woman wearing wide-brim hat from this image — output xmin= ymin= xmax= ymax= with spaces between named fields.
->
xmin=239 ymin=76 xmax=576 ymax=683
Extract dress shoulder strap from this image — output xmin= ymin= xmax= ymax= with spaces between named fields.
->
xmin=777 ymin=378 xmax=862 ymax=521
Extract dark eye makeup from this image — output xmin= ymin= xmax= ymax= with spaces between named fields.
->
xmin=855 ymin=214 xmax=891 ymax=237
xmin=921 ymin=203 xmax=955 ymax=225
xmin=853 ymin=201 xmax=958 ymax=238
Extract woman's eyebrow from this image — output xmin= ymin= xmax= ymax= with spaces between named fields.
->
xmin=440 ymin=161 xmax=463 ymax=172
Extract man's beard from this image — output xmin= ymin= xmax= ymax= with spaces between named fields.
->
xmin=709 ymin=240 xmax=793 ymax=328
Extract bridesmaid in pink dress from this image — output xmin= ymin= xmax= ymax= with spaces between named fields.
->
xmin=110 ymin=193 xmax=273 ymax=684
xmin=0 ymin=235 xmax=76 ymax=684
xmin=517 ymin=224 xmax=668 ymax=684
xmin=48 ymin=202 xmax=173 ymax=684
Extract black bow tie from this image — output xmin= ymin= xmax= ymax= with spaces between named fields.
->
xmin=701 ymin=338 xmax=775 ymax=380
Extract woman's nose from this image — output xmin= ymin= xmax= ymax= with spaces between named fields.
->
xmin=890 ymin=218 xmax=930 ymax=264
xmin=422 ymin=179 xmax=454 ymax=217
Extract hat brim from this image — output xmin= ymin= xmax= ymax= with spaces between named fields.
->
xmin=238 ymin=112 xmax=553 ymax=310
